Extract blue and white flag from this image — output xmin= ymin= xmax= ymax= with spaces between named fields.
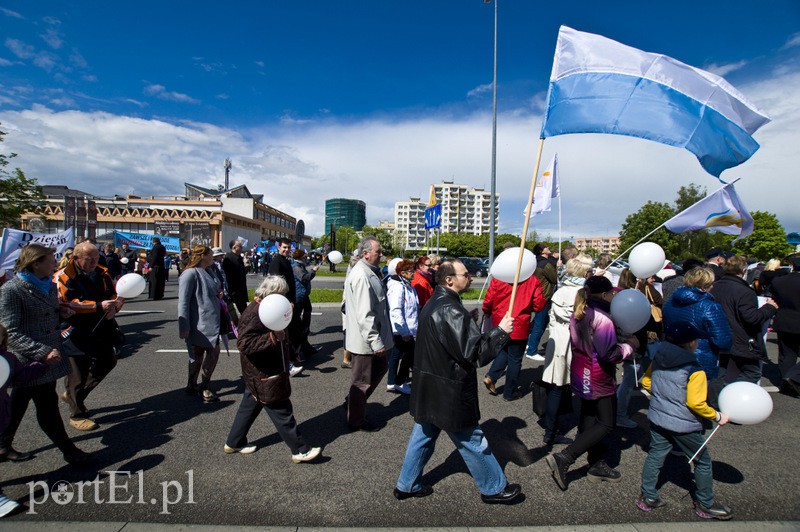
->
xmin=114 ymin=231 xmax=181 ymax=254
xmin=540 ymin=26 xmax=771 ymax=177
xmin=528 ymin=154 xmax=560 ymax=217
xmin=664 ymin=184 xmax=753 ymax=242
xmin=0 ymin=227 xmax=74 ymax=271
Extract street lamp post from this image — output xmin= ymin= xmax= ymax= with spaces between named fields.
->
xmin=488 ymin=0 xmax=499 ymax=266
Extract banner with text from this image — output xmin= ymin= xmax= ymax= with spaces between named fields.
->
xmin=0 ymin=227 xmax=75 ymax=272
xmin=114 ymin=231 xmax=181 ymax=254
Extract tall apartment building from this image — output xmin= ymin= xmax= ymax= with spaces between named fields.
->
xmin=394 ymin=181 xmax=499 ymax=251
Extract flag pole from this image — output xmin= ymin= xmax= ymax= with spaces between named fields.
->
xmin=508 ymin=137 xmax=545 ymax=317
xmin=610 ymin=178 xmax=741 ymax=264
xmin=558 ymin=185 xmax=562 ymax=261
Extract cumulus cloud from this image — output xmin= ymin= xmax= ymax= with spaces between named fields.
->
xmin=5 ymin=37 xmax=60 ymax=72
xmin=467 ymin=82 xmax=493 ymax=98
xmin=143 ymin=84 xmax=200 ymax=104
xmin=782 ymin=33 xmax=800 ymax=50
xmin=1 ymin=65 xmax=798 ymax=238
xmin=0 ymin=7 xmax=23 ymax=19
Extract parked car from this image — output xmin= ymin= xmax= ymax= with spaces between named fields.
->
xmin=458 ymin=257 xmax=488 ymax=277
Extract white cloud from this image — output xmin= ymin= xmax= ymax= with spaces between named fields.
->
xmin=5 ymin=37 xmax=60 ymax=72
xmin=0 ymin=58 xmax=13 ymax=67
xmin=0 ymin=7 xmax=23 ymax=19
xmin=467 ymin=82 xmax=493 ymax=98
xmin=704 ymin=60 xmax=748 ymax=77
xmin=1 ymin=66 xmax=798 ymax=239
xmin=143 ymin=84 xmax=200 ymax=104
xmin=40 ymin=28 xmax=63 ymax=50
xmin=783 ymin=33 xmax=800 ymax=50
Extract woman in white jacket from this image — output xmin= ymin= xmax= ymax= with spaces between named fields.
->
xmin=385 ymin=260 xmax=419 ymax=394
xmin=541 ymin=254 xmax=593 ymax=445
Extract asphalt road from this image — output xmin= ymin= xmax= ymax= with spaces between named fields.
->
xmin=2 ymin=274 xmax=799 ymax=527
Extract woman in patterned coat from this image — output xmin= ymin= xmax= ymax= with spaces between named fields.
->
xmin=0 ymin=244 xmax=88 ymax=464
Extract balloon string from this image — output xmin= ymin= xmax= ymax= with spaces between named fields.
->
xmin=688 ymin=424 xmax=720 ymax=464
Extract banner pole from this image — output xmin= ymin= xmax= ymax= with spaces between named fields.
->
xmin=508 ymin=137 xmax=545 ymax=317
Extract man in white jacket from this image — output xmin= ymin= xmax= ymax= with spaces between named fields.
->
xmin=344 ymin=236 xmax=394 ymax=431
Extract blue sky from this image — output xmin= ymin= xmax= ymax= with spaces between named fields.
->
xmin=2 ymin=1 xmax=799 ymax=239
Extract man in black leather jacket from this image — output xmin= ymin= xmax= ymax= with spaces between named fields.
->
xmin=394 ymin=260 xmax=523 ymax=505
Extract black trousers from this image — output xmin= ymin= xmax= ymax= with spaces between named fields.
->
xmin=562 ymin=394 xmax=617 ymax=466
xmin=225 ymin=389 xmax=309 ymax=455
xmin=778 ymin=331 xmax=800 ymax=384
xmin=0 ymin=381 xmax=77 ymax=454
xmin=149 ymin=266 xmax=166 ymax=300
xmin=63 ymin=348 xmax=117 ymax=418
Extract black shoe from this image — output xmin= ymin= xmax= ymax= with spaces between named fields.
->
xmin=693 ymin=500 xmax=733 ymax=520
xmin=341 ymin=362 xmax=352 ymax=369
xmin=393 ymin=485 xmax=433 ymax=500
xmin=0 ymin=448 xmax=33 ymax=462
xmin=545 ymin=452 xmax=571 ymax=490
xmin=543 ymin=434 xmax=573 ymax=446
xmin=480 ymin=483 xmax=522 ymax=504
xmin=587 ymin=460 xmax=622 ymax=483
xmin=780 ymin=380 xmax=800 ymax=398
xmin=348 ymin=420 xmax=380 ymax=432
xmin=503 ymin=388 xmax=523 ymax=401
xmin=63 ymin=449 xmax=90 ymax=465
xmin=636 ymin=494 xmax=667 ymax=512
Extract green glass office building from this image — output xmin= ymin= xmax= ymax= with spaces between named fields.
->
xmin=325 ymin=198 xmax=366 ymax=234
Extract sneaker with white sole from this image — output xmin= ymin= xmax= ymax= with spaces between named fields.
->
xmin=0 ymin=494 xmax=20 ymax=518
xmin=387 ymin=383 xmax=411 ymax=395
xmin=292 ymin=446 xmax=322 ymax=463
xmin=289 ymin=364 xmax=304 ymax=377
xmin=224 ymin=443 xmax=257 ymax=454
xmin=526 ymin=353 xmax=545 ymax=362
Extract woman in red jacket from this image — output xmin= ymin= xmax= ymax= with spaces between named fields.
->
xmin=482 ymin=274 xmax=545 ymax=400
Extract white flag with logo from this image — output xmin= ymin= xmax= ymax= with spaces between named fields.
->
xmin=527 ymin=154 xmax=560 ymax=217
xmin=664 ymin=183 xmax=753 ymax=242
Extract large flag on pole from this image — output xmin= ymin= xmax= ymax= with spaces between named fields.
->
xmin=540 ymin=26 xmax=771 ymax=177
xmin=664 ymin=183 xmax=753 ymax=242
xmin=528 ymin=154 xmax=560 ymax=217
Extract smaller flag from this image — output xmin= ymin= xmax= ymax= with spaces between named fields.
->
xmin=527 ymin=154 xmax=560 ymax=217
xmin=664 ymin=184 xmax=753 ymax=242
xmin=428 ymin=185 xmax=438 ymax=207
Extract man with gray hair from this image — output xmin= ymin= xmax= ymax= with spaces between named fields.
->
xmin=343 ymin=236 xmax=393 ymax=431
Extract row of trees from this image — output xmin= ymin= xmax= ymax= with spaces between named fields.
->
xmin=619 ymin=183 xmax=793 ymax=262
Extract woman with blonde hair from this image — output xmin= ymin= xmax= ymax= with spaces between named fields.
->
xmin=757 ymin=258 xmax=787 ymax=297
xmin=540 ymin=253 xmax=593 ymax=445
xmin=178 ymin=245 xmax=222 ymax=402
xmin=545 ymin=276 xmax=638 ymax=490
xmin=663 ymin=267 xmax=732 ymax=379
xmin=0 ymin=244 xmax=88 ymax=464
xmin=57 ymin=247 xmax=74 ymax=270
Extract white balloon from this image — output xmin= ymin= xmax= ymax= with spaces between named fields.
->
xmin=718 ymin=381 xmax=773 ymax=425
xmin=328 ymin=250 xmax=343 ymax=264
xmin=120 ymin=257 xmax=130 ymax=264
xmin=490 ymin=248 xmax=536 ymax=284
xmin=629 ymin=242 xmax=666 ymax=279
xmin=387 ymin=257 xmax=402 ymax=276
xmin=115 ymin=273 xmax=147 ymax=298
xmin=610 ymin=288 xmax=651 ymax=334
xmin=0 ymin=357 xmax=9 ymax=389
xmin=258 ymin=293 xmax=293 ymax=331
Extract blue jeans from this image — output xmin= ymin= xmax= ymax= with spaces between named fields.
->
xmin=396 ymin=422 xmax=507 ymax=496
xmin=641 ymin=424 xmax=714 ymax=507
xmin=543 ymin=384 xmax=569 ymax=439
xmin=527 ymin=303 xmax=551 ymax=354
xmin=486 ymin=339 xmax=526 ymax=399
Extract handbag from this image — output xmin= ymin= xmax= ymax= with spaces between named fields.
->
xmin=645 ymin=285 xmax=663 ymax=323
xmin=530 ymin=379 xmax=550 ymax=418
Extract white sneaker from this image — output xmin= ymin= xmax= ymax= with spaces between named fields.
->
xmin=616 ymin=417 xmax=638 ymax=429
xmin=224 ymin=443 xmax=257 ymax=454
xmin=292 ymin=446 xmax=322 ymax=463
xmin=289 ymin=365 xmax=304 ymax=377
xmin=526 ymin=353 xmax=545 ymax=362
xmin=0 ymin=494 xmax=20 ymax=518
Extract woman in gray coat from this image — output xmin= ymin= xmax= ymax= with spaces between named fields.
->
xmin=0 ymin=244 xmax=88 ymax=464
xmin=178 ymin=245 xmax=222 ymax=402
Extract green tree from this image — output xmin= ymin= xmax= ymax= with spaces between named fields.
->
xmin=732 ymin=211 xmax=792 ymax=261
xmin=618 ymin=200 xmax=680 ymax=257
xmin=0 ymin=125 xmax=44 ymax=229
xmin=361 ymin=225 xmax=398 ymax=257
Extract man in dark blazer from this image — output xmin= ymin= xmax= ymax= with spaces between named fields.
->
xmin=222 ymin=239 xmax=248 ymax=313
xmin=770 ymin=257 xmax=800 ymax=397
xmin=148 ymin=237 xmax=167 ymax=300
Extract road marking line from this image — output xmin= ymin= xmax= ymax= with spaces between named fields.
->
xmin=119 ymin=310 xmax=166 ymax=314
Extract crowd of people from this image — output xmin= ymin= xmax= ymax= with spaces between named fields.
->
xmin=0 ymin=233 xmax=798 ymax=519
